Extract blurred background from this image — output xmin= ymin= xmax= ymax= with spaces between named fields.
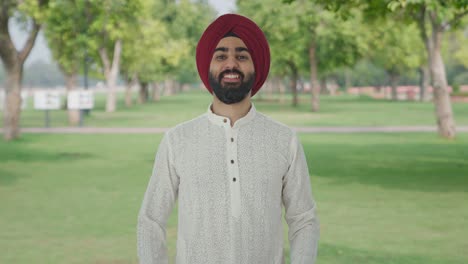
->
xmin=1 ymin=0 xmax=467 ymax=263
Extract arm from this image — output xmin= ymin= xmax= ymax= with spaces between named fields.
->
xmin=137 ymin=133 xmax=179 ymax=264
xmin=282 ymin=133 xmax=320 ymax=264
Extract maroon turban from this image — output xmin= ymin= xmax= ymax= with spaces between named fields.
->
xmin=196 ymin=14 xmax=270 ymax=97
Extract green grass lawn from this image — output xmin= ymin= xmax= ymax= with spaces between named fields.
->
xmin=4 ymin=90 xmax=468 ymax=128
xmin=1 ymin=133 xmax=467 ymax=263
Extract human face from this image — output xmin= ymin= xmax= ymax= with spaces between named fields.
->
xmin=209 ymin=37 xmax=255 ymax=104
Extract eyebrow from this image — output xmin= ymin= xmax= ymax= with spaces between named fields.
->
xmin=214 ymin=47 xmax=250 ymax=53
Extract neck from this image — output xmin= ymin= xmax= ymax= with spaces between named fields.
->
xmin=211 ymin=95 xmax=252 ymax=127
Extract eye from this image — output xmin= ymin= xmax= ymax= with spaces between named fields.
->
xmin=215 ymin=54 xmax=226 ymax=61
xmin=237 ymin=55 xmax=249 ymax=61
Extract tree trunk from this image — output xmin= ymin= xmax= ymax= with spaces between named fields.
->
xmin=418 ymin=64 xmax=430 ymax=101
xmin=309 ymin=41 xmax=320 ymax=112
xmin=175 ymin=81 xmax=181 ymax=94
xmin=0 ymin=14 xmax=40 ymax=140
xmin=330 ymin=78 xmax=338 ymax=96
xmin=320 ymin=78 xmax=327 ymax=95
xmin=125 ymin=74 xmax=137 ymax=107
xmin=164 ymin=79 xmax=174 ymax=96
xmin=288 ymin=62 xmax=298 ymax=107
xmin=272 ymin=77 xmax=281 ymax=102
xmin=139 ymin=82 xmax=149 ymax=104
xmin=99 ymin=39 xmax=122 ymax=113
xmin=345 ymin=68 xmax=352 ymax=91
xmin=64 ymin=72 xmax=80 ymax=126
xmin=279 ymin=78 xmax=286 ymax=104
xmin=152 ymin=82 xmax=160 ymax=102
xmin=125 ymin=81 xmax=133 ymax=107
xmin=266 ymin=78 xmax=273 ymax=101
xmin=389 ymin=71 xmax=399 ymax=101
xmin=3 ymin=65 xmax=23 ymax=140
xmin=430 ymin=30 xmax=456 ymax=138
xmin=418 ymin=9 xmax=456 ymax=138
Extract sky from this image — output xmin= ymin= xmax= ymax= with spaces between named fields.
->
xmin=9 ymin=0 xmax=237 ymax=66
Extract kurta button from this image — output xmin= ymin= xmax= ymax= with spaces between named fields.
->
xmin=223 ymin=119 xmax=227 ymax=123
xmin=231 ymin=160 xmax=234 ymax=164
xmin=231 ymin=138 xmax=234 ymax=142
xmin=233 ymin=177 xmax=236 ymax=182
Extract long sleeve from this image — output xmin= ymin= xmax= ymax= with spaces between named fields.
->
xmin=137 ymin=133 xmax=179 ymax=264
xmin=282 ymin=133 xmax=320 ymax=264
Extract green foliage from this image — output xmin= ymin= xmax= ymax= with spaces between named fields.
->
xmin=346 ymin=60 xmax=388 ymax=86
xmin=16 ymin=0 xmax=50 ymax=23
xmin=120 ymin=0 xmax=215 ymax=84
xmin=367 ymin=19 xmax=424 ymax=76
xmin=159 ymin=0 xmax=216 ymax=83
xmin=451 ymin=26 xmax=468 ymax=68
xmin=0 ymin=0 xmax=49 ymax=44
xmin=44 ymin=0 xmax=87 ymax=75
xmin=312 ymin=9 xmax=367 ymax=75
xmin=43 ymin=0 xmax=144 ymax=81
xmin=441 ymin=26 xmax=468 ymax=86
xmin=240 ymin=0 xmax=366 ymax=79
xmin=299 ymin=0 xmax=468 ymax=30
xmin=78 ymin=0 xmax=142 ymax=78
xmin=453 ymin=72 xmax=468 ymax=88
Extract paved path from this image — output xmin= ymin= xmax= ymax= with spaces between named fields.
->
xmin=2 ymin=126 xmax=467 ymax=134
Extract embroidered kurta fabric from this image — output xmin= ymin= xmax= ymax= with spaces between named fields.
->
xmin=137 ymin=104 xmax=319 ymax=264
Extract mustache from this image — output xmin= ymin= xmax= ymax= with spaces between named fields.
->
xmin=219 ymin=69 xmax=245 ymax=82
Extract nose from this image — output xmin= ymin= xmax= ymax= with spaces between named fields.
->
xmin=222 ymin=55 xmax=239 ymax=71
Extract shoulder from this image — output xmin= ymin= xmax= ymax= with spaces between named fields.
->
xmin=254 ymin=111 xmax=295 ymax=138
xmin=164 ymin=113 xmax=209 ymax=142
xmin=251 ymin=111 xmax=297 ymax=156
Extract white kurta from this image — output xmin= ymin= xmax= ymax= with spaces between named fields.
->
xmin=137 ymin=104 xmax=319 ymax=264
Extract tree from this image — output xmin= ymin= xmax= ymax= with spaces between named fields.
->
xmin=239 ymin=0 xmax=307 ymax=106
xmin=84 ymin=0 xmax=142 ymax=112
xmin=172 ymin=0 xmax=216 ymax=84
xmin=0 ymin=0 xmax=49 ymax=140
xmin=297 ymin=4 xmax=365 ymax=110
xmin=44 ymin=0 xmax=89 ymax=125
xmin=393 ymin=0 xmax=466 ymax=138
xmin=240 ymin=0 xmax=365 ymax=110
xmin=295 ymin=0 xmax=468 ymax=138
xmin=367 ymin=19 xmax=423 ymax=100
xmin=119 ymin=0 xmax=206 ymax=104
xmin=155 ymin=0 xmax=216 ymax=93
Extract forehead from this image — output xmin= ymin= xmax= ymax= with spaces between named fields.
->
xmin=215 ymin=36 xmax=248 ymax=50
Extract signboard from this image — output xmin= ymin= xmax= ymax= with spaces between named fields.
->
xmin=68 ymin=90 xmax=94 ymax=110
xmin=34 ymin=90 xmax=61 ymax=110
xmin=0 ymin=90 xmax=28 ymax=110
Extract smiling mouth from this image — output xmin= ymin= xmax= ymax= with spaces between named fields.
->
xmin=220 ymin=70 xmax=243 ymax=84
xmin=222 ymin=74 xmax=241 ymax=83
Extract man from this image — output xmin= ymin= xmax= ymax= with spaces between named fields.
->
xmin=137 ymin=14 xmax=319 ymax=264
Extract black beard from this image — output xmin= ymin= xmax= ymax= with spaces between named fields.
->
xmin=208 ymin=70 xmax=255 ymax=105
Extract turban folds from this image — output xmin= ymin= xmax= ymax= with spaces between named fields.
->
xmin=196 ymin=14 xmax=270 ymax=97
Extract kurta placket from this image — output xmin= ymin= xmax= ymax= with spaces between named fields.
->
xmin=205 ymin=104 xmax=258 ymax=220
xmin=222 ymin=118 xmax=241 ymax=218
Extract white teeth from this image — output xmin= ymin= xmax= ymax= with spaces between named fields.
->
xmin=225 ymin=74 xmax=239 ymax=79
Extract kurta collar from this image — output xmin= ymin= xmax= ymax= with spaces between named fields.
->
xmin=206 ymin=103 xmax=257 ymax=129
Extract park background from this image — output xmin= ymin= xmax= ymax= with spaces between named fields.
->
xmin=1 ymin=0 xmax=468 ymax=263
